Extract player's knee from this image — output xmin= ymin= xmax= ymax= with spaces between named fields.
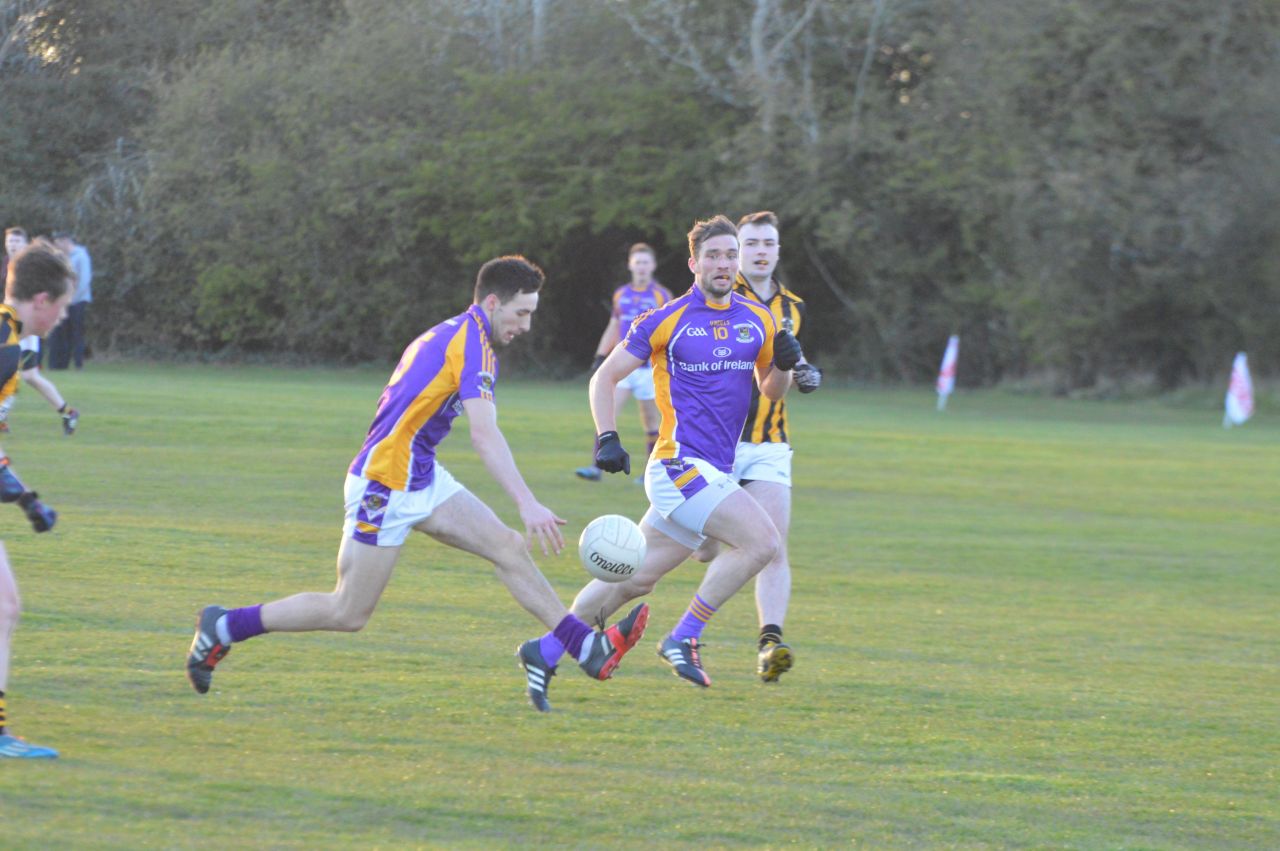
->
xmin=489 ymin=527 xmax=529 ymax=569
xmin=623 ymin=573 xmax=658 ymax=596
xmin=746 ymin=527 xmax=781 ymax=569
xmin=330 ymin=599 xmax=374 ymax=632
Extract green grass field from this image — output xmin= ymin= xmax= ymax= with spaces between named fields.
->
xmin=0 ymin=364 xmax=1276 ymax=849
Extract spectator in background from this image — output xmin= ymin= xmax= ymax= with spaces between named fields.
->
xmin=2 ymin=228 xmax=27 ymax=276
xmin=49 ymin=231 xmax=91 ymax=369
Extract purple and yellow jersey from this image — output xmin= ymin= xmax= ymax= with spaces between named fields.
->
xmin=734 ymin=274 xmax=807 ymax=444
xmin=623 ymin=285 xmax=778 ymax=472
xmin=349 ymin=304 xmax=498 ymax=491
xmin=0 ymin=305 xmax=24 ymax=403
xmin=612 ymin=281 xmax=674 ymax=342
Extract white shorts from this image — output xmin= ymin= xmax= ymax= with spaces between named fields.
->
xmin=732 ymin=441 xmax=793 ymax=487
xmin=618 ymin=365 xmax=656 ymax=401
xmin=343 ymin=467 xmax=465 ymax=548
xmin=641 ymin=456 xmax=740 ymax=549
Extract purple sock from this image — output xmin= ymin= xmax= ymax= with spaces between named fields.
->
xmin=553 ymin=614 xmax=593 ymax=661
xmin=671 ymin=594 xmax=717 ymax=642
xmin=538 ymin=633 xmax=567 ymax=667
xmin=224 ymin=604 xmax=267 ymax=643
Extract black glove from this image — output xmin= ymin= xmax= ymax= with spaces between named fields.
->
xmin=0 ymin=459 xmax=26 ymax=502
xmin=60 ymin=404 xmax=79 ymax=436
xmin=773 ymin=330 xmax=803 ymax=371
xmin=793 ymin=363 xmax=823 ymax=394
xmin=594 ymin=430 xmax=631 ymax=475
xmin=17 ymin=491 xmax=56 ymax=533
xmin=589 ymin=354 xmax=606 ymax=376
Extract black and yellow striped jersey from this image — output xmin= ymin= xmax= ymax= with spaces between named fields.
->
xmin=733 ymin=273 xmax=806 ymax=444
xmin=0 ymin=304 xmax=24 ymax=403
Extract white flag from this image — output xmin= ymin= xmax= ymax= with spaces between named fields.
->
xmin=936 ymin=335 xmax=959 ymax=410
xmin=1223 ymin=352 xmax=1254 ymax=427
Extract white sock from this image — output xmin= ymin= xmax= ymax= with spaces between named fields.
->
xmin=215 ymin=615 xmax=233 ymax=645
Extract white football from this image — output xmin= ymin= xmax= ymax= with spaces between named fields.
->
xmin=578 ymin=514 xmax=646 ymax=583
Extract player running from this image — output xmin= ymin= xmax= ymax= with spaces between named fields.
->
xmin=517 ymin=216 xmax=803 ymax=710
xmin=575 ymin=243 xmax=673 ymax=481
xmin=186 ymin=256 xmax=648 ymax=702
xmin=707 ymin=211 xmax=822 ymax=682
xmin=0 ymin=240 xmax=70 ymax=758
xmin=0 ymin=229 xmax=78 ymax=435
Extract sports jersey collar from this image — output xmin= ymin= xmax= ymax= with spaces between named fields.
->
xmin=691 ymin=282 xmax=732 ymax=311
xmin=465 ymin=303 xmax=493 ymax=340
xmin=734 ymin=272 xmax=779 ymax=304
xmin=0 ymin=304 xmax=22 ymax=333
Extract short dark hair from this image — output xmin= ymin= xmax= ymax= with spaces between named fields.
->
xmin=4 ymin=227 xmax=28 ymax=241
xmin=736 ymin=210 xmax=779 ymax=231
xmin=6 ymin=238 xmax=74 ymax=302
xmin=687 ymin=215 xmax=737 ymax=259
xmin=474 ymin=255 xmax=545 ymax=304
xmin=628 ymin=242 xmax=655 ymax=259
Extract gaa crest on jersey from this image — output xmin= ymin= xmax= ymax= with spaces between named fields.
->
xmin=477 ymin=371 xmax=495 ymax=393
xmin=735 ymin=323 xmax=755 ymax=343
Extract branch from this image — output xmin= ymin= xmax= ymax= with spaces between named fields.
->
xmin=848 ymin=0 xmax=891 ymax=150
xmin=802 ymin=236 xmax=860 ymax=315
xmin=611 ymin=0 xmax=742 ymax=107
xmin=767 ymin=0 xmax=823 ymax=65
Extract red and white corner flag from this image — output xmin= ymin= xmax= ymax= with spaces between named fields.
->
xmin=1223 ymin=351 xmax=1254 ymax=428
xmin=936 ymin=335 xmax=959 ymax=411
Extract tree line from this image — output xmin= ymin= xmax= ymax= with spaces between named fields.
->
xmin=2 ymin=0 xmax=1277 ymax=390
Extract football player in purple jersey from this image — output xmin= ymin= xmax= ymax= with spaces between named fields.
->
xmin=575 ymin=243 xmax=673 ymax=481
xmin=517 ymin=216 xmax=804 ymax=708
xmin=186 ymin=257 xmax=648 ymax=705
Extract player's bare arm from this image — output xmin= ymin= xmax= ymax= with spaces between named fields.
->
xmin=588 ymin=347 xmax=644 ymax=435
xmin=757 ymin=363 xmax=792 ymax=401
xmin=594 ymin=316 xmax=621 ymax=358
xmin=463 ymin=396 xmax=566 ymax=556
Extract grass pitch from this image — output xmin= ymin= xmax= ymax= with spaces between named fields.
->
xmin=0 ymin=364 xmax=1276 ymax=848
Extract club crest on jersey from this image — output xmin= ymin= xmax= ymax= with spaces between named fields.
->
xmin=477 ymin=371 xmax=495 ymax=393
xmin=361 ymin=493 xmax=388 ymax=519
xmin=662 ymin=458 xmax=690 ymax=473
xmin=735 ymin=323 xmax=754 ymax=343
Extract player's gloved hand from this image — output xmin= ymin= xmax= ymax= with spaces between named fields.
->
xmin=589 ymin=354 xmax=606 ymax=377
xmin=594 ymin=430 xmax=631 ymax=475
xmin=17 ymin=491 xmax=56 ymax=533
xmin=773 ymin=330 xmax=803 ymax=371
xmin=0 ymin=458 xmax=26 ymax=502
xmin=60 ymin=404 xmax=79 ymax=436
xmin=793 ymin=362 xmax=823 ymax=394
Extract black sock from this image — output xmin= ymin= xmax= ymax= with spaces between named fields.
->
xmin=759 ymin=624 xmax=783 ymax=649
